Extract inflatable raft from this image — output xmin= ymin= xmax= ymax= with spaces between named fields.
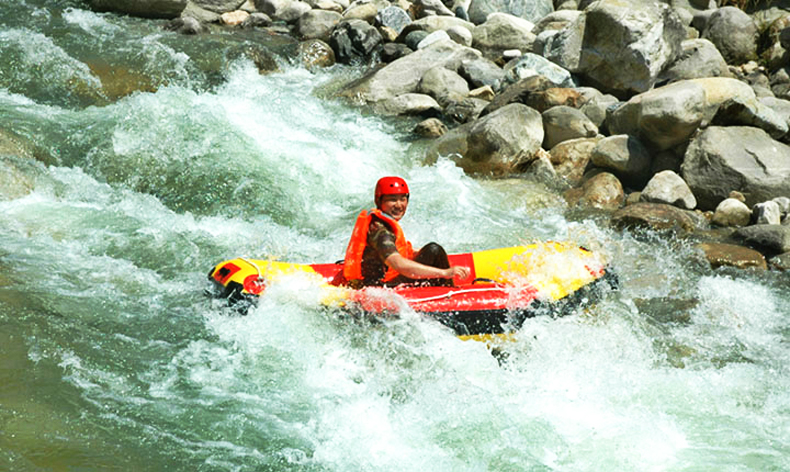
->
xmin=207 ymin=242 xmax=616 ymax=341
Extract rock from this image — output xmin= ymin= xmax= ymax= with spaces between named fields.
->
xmin=371 ymin=93 xmax=442 ymax=116
xmin=191 ymin=0 xmax=246 ymax=12
xmin=418 ymin=30 xmax=452 ymax=50
xmin=458 ymin=57 xmax=507 ymax=89
xmin=337 ymin=40 xmax=480 ymax=104
xmin=711 ymin=96 xmax=788 ymax=140
xmin=768 ymin=252 xmax=790 ymax=270
xmin=681 ymin=126 xmax=790 ymax=210
xmin=732 ymin=224 xmax=790 ymax=255
xmin=241 ymin=12 xmax=272 ymax=27
xmin=549 ymin=137 xmax=600 ymax=187
xmin=413 ymin=117 xmax=448 ymax=137
xmin=426 ymin=103 xmax=544 ymax=174
xmin=471 ymin=13 xmax=536 ymax=61
xmin=525 ymin=150 xmax=558 ymax=184
xmin=659 ymin=38 xmax=732 ymax=83
xmin=376 ymin=6 xmax=412 ymax=35
xmin=753 ymin=201 xmax=782 ymax=225
xmin=541 ymin=105 xmax=598 ymax=150
xmin=467 ymin=0 xmax=552 ymax=26
xmin=564 ymin=172 xmax=625 ymax=211
xmin=297 ymin=10 xmax=342 ymax=41
xmin=481 ymin=75 xmax=558 ymax=117
xmin=299 ymin=39 xmax=336 ymax=69
xmin=697 ymin=243 xmax=767 ymax=270
xmin=418 ymin=66 xmax=470 ymax=107
xmin=611 ymin=202 xmax=706 ymax=234
xmin=468 ymin=85 xmax=495 ymax=101
xmin=544 ymin=0 xmax=685 ymax=97
xmin=773 ymin=196 xmax=790 ymax=214
xmin=576 ymin=87 xmax=618 ymax=129
xmin=499 ymin=53 xmax=575 ymax=90
xmin=343 ymin=0 xmax=389 ymax=22
xmin=399 ymin=16 xmax=476 ymax=39
xmin=180 ymin=1 xmax=221 ymax=22
xmin=380 ymin=43 xmax=412 ymax=62
xmin=590 ymin=134 xmax=652 ymax=189
xmin=701 ymin=6 xmax=758 ymax=65
xmin=447 ymin=26 xmax=473 ymax=47
xmin=712 ymin=198 xmax=751 ymax=227
xmin=412 ymin=0 xmax=455 ymax=17
xmin=329 ymin=19 xmax=383 ymax=65
xmin=164 ymin=16 xmax=203 ymax=34
xmin=640 ymin=170 xmax=697 ymax=210
xmin=532 ymin=10 xmax=581 ymax=36
xmin=88 ymin=0 xmax=187 ymax=18
xmin=444 ymin=98 xmax=489 ymax=123
xmin=220 ymin=10 xmax=249 ymax=25
xmin=608 ymin=78 xmax=757 ymax=151
xmin=404 ymin=30 xmax=430 ymax=50
xmin=527 ymin=87 xmax=585 ymax=113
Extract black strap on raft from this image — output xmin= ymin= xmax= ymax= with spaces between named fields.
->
xmin=472 ymin=278 xmax=495 ymax=284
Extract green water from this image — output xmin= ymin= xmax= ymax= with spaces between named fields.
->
xmin=1 ymin=1 xmax=789 ymax=470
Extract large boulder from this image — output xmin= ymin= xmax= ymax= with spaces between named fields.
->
xmin=297 ymin=10 xmax=342 ymax=41
xmin=542 ymin=106 xmax=598 ymax=150
xmin=611 ymin=202 xmax=707 ymax=233
xmin=418 ymin=67 xmax=470 ymax=107
xmin=426 ymin=103 xmax=544 ymax=174
xmin=192 ymin=0 xmax=246 ymax=12
xmin=329 ymin=19 xmax=383 ymax=65
xmin=697 ymin=243 xmax=767 ymax=270
xmin=701 ymin=6 xmax=758 ymax=65
xmin=337 ymin=40 xmax=480 ymax=104
xmin=88 ymin=0 xmax=187 ymax=18
xmin=370 ymin=93 xmax=442 ymax=116
xmin=732 ymin=224 xmax=790 ymax=255
xmin=399 ymin=16 xmax=476 ymax=38
xmin=549 ymin=137 xmax=601 ymax=187
xmin=458 ymin=57 xmax=507 ymax=89
xmin=543 ymin=0 xmax=685 ymax=97
xmin=471 ymin=13 xmax=536 ymax=61
xmin=659 ymin=38 xmax=732 ymax=83
xmin=590 ymin=134 xmax=653 ymax=188
xmin=681 ymin=126 xmax=790 ymax=211
xmin=499 ymin=53 xmax=575 ymax=90
xmin=467 ymin=0 xmax=553 ymax=26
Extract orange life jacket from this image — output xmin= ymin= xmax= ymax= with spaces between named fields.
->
xmin=342 ymin=209 xmax=414 ymax=284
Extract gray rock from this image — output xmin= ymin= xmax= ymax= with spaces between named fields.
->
xmin=544 ymin=0 xmax=685 ymax=97
xmin=773 ymin=196 xmax=790 ymax=214
xmin=542 ymin=105 xmax=598 ymax=150
xmin=426 ymin=103 xmax=544 ymax=174
xmin=576 ymin=87 xmax=618 ymax=129
xmin=444 ymin=98 xmax=489 ymax=123
xmin=418 ymin=66 xmax=470 ymax=107
xmin=711 ymin=96 xmax=788 ymax=140
xmin=471 ymin=13 xmax=536 ymax=61
xmin=447 ymin=26 xmax=473 ymax=47
xmin=467 ymin=0 xmax=553 ymax=26
xmin=591 ymin=134 xmax=653 ymax=188
xmin=329 ymin=19 xmax=383 ymax=65
xmin=659 ymin=38 xmax=732 ymax=83
xmin=481 ymin=75 xmax=560 ymax=116
xmin=380 ymin=43 xmax=412 ymax=62
xmin=458 ymin=57 xmax=507 ymax=89
xmin=640 ymin=170 xmax=697 ymax=210
xmin=371 ymin=93 xmax=442 ymax=116
xmin=191 ymin=0 xmax=246 ymax=12
xmin=733 ymin=224 xmax=790 ymax=254
xmin=532 ymin=10 xmax=581 ymax=36
xmin=413 ymin=117 xmax=448 ymax=137
xmin=164 ymin=15 xmax=203 ymax=33
xmin=413 ymin=0 xmax=455 ymax=17
xmin=499 ymin=52 xmax=575 ymax=90
xmin=701 ymin=6 xmax=758 ymax=65
xmin=180 ymin=1 xmax=220 ymax=22
xmin=241 ymin=12 xmax=272 ymax=27
xmin=753 ymin=201 xmax=782 ymax=225
xmin=418 ymin=30 xmax=452 ymax=49
xmin=297 ymin=10 xmax=342 ymax=41
xmin=299 ymin=39 xmax=336 ymax=70
xmin=376 ymin=6 xmax=412 ymax=35
xmin=712 ymin=198 xmax=751 ymax=227
xmin=768 ymin=252 xmax=790 ymax=270
xmin=342 ymin=0 xmax=389 ymax=22
xmin=399 ymin=16 xmax=476 ymax=39
xmin=89 ymin=0 xmax=187 ymax=18
xmin=404 ymin=30 xmax=431 ymax=50
xmin=681 ymin=126 xmax=790 ymax=211
xmin=611 ymin=202 xmax=706 ymax=234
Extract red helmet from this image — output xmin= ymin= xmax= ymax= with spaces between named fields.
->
xmin=375 ymin=176 xmax=410 ymax=201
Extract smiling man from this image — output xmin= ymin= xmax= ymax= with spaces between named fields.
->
xmin=336 ymin=176 xmax=470 ymax=288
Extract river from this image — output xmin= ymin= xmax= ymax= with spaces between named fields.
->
xmin=1 ymin=1 xmax=789 ymax=470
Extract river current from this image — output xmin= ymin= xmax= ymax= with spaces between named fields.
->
xmin=1 ymin=1 xmax=789 ymax=470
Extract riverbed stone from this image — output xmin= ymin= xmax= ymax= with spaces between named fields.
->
xmin=701 ymin=6 xmax=758 ymax=65
xmin=640 ymin=170 xmax=697 ymax=210
xmin=471 ymin=13 xmax=536 ymax=61
xmin=89 ymin=0 xmax=187 ymax=18
xmin=499 ymin=53 xmax=575 ymax=90
xmin=371 ymin=93 xmax=442 ymax=116
xmin=768 ymin=252 xmax=790 ymax=270
xmin=413 ymin=117 xmax=448 ymax=137
xmin=376 ymin=6 xmax=411 ymax=35
xmin=380 ymin=43 xmax=412 ymax=62
xmin=659 ymin=38 xmax=732 ymax=83
xmin=418 ymin=66 xmax=470 ymax=107
xmin=563 ymin=171 xmax=625 ymax=210
xmin=611 ymin=202 xmax=706 ymax=234
xmin=412 ymin=0 xmax=455 ymax=17
xmin=220 ymin=9 xmax=249 ymax=24
xmin=681 ymin=126 xmax=790 ymax=211
xmin=297 ymin=10 xmax=342 ymax=40
xmin=467 ymin=0 xmax=552 ymax=25
xmin=192 ymin=0 xmax=246 ymax=12
xmin=732 ymin=224 xmax=790 ymax=255
xmin=753 ymin=200 xmax=782 ymax=225
xmin=697 ymin=242 xmax=767 ymax=270
xmin=343 ymin=0 xmax=389 ymax=22
xmin=418 ymin=30 xmax=452 ymax=50
xmin=444 ymin=98 xmax=488 ymax=123
xmin=480 ymin=75 xmax=557 ymax=117
xmin=164 ymin=15 xmax=204 ymax=33
xmin=541 ymin=106 xmax=598 ymax=150
xmin=241 ymin=12 xmax=272 ymax=27
xmin=399 ymin=16 xmax=476 ymax=38
xmin=426 ymin=103 xmax=544 ymax=174
xmin=590 ymin=134 xmax=653 ymax=189
xmin=549 ymin=137 xmax=600 ymax=187
xmin=329 ymin=19 xmax=383 ymax=65
xmin=712 ymin=198 xmax=751 ymax=227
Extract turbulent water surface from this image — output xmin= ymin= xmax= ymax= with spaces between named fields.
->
xmin=1 ymin=1 xmax=789 ymax=470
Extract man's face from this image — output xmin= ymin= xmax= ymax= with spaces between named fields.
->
xmin=378 ymin=194 xmax=409 ymax=220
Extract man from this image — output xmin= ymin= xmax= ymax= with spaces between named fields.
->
xmin=334 ymin=176 xmax=470 ymax=288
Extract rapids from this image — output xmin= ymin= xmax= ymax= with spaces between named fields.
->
xmin=1 ymin=1 xmax=789 ymax=470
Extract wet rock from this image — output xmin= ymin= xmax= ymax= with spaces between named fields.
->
xmin=659 ymin=38 xmax=732 ymax=83
xmin=611 ymin=202 xmax=706 ymax=234
xmin=413 ymin=117 xmax=448 ymax=137
xmin=329 ymin=19 xmax=383 ymax=65
xmin=88 ymin=0 xmax=187 ymax=18
xmin=712 ymin=198 xmax=751 ymax=227
xmin=164 ymin=16 xmax=203 ymax=34
xmin=681 ymin=126 xmax=790 ymax=210
xmin=564 ymin=172 xmax=624 ymax=211
xmin=544 ymin=0 xmax=685 ymax=97
xmin=640 ymin=170 xmax=696 ymax=210
xmin=701 ymin=6 xmax=758 ymax=65
xmin=426 ymin=103 xmax=544 ymax=175
xmin=467 ymin=0 xmax=552 ymax=25
xmin=635 ymin=297 xmax=697 ymax=324
xmin=732 ymin=224 xmax=790 ymax=255
xmin=399 ymin=16 xmax=476 ymax=39
xmin=241 ymin=12 xmax=272 ymax=28
xmin=524 ymin=150 xmax=558 ymax=184
xmin=444 ymin=98 xmax=488 ymax=123
xmin=697 ymin=242 xmax=767 ymax=270
xmin=0 ymin=156 xmax=38 ymax=200
xmin=753 ymin=201 xmax=782 ymax=225
xmin=549 ymin=137 xmax=600 ymax=187
xmin=768 ymin=252 xmax=790 ymax=270
xmin=590 ymin=134 xmax=652 ymax=189
xmin=541 ymin=105 xmax=598 ymax=150
xmin=371 ymin=93 xmax=442 ymax=116
xmin=299 ymin=39 xmax=336 ymax=69
xmin=297 ymin=10 xmax=342 ymax=41
xmin=471 ymin=13 xmax=536 ymax=61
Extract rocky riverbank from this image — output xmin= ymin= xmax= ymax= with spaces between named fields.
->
xmin=84 ymin=0 xmax=790 ymax=271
